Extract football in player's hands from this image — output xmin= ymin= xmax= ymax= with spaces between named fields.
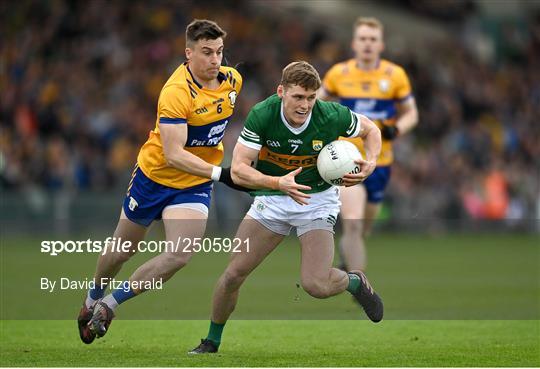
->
xmin=317 ymin=140 xmax=362 ymax=186
xmin=381 ymin=125 xmax=399 ymax=140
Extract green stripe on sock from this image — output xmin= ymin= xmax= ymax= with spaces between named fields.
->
xmin=347 ymin=273 xmax=360 ymax=293
xmin=206 ymin=321 xmax=225 ymax=347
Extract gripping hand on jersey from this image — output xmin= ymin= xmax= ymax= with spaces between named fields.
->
xmin=278 ymin=167 xmax=312 ymax=205
xmin=342 ymin=158 xmax=376 ymax=186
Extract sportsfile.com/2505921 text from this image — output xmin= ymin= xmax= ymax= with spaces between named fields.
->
xmin=40 ymin=237 xmax=250 ymax=256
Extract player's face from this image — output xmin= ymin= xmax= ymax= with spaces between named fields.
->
xmin=352 ymin=25 xmax=384 ymax=63
xmin=277 ymin=84 xmax=317 ymax=126
xmin=185 ymin=38 xmax=224 ymax=81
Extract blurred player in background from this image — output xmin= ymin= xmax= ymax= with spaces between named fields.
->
xmin=77 ymin=19 xmax=245 ymax=344
xmin=190 ymin=61 xmax=382 ymax=354
xmin=319 ymin=17 xmax=418 ymax=271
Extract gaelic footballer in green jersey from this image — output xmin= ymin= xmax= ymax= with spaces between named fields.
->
xmin=238 ymin=94 xmax=363 ymax=195
xmin=190 ymin=61 xmax=382 ymax=354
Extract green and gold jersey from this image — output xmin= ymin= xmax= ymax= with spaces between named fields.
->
xmin=238 ymin=94 xmax=362 ymax=196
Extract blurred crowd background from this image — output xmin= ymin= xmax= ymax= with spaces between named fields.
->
xmin=1 ymin=0 xmax=539 ymax=231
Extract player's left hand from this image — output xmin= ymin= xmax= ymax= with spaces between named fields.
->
xmin=342 ymin=158 xmax=376 ymax=186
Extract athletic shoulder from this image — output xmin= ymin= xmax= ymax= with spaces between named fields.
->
xmin=239 ymin=95 xmax=280 ymax=149
xmin=314 ymin=99 xmax=359 ymax=137
xmin=380 ymin=59 xmax=409 ymax=80
xmin=158 ymin=67 xmax=192 ymax=119
xmin=315 ymin=99 xmax=350 ymax=118
xmin=250 ymin=94 xmax=281 ymax=116
xmin=220 ymin=65 xmax=243 ymax=91
xmin=380 ymin=59 xmax=413 ymax=98
xmin=221 ymin=66 xmax=243 ymax=84
xmin=246 ymin=94 xmax=281 ymax=130
xmin=326 ymin=59 xmax=355 ymax=77
xmin=323 ymin=59 xmax=355 ymax=94
xmin=162 ymin=63 xmax=189 ymax=89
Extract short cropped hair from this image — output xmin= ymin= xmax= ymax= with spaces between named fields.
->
xmin=354 ymin=17 xmax=384 ymax=34
xmin=186 ymin=19 xmax=227 ymax=47
xmin=280 ymin=61 xmax=321 ymax=91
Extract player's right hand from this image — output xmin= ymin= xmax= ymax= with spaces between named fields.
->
xmin=343 ymin=158 xmax=376 ymax=186
xmin=278 ymin=167 xmax=311 ymax=205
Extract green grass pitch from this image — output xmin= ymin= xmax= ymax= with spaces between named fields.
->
xmin=1 ymin=320 xmax=538 ymax=366
xmin=1 ymin=233 xmax=539 ymax=366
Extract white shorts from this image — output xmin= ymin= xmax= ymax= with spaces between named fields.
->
xmin=247 ymin=186 xmax=341 ymax=237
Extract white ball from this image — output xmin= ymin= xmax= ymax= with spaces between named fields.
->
xmin=317 ymin=140 xmax=362 ymax=186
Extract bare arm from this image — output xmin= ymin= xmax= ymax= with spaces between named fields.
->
xmin=159 ymin=123 xmax=216 ymax=179
xmin=231 ymin=143 xmax=312 ymax=205
xmin=230 ymin=143 xmax=278 ymax=190
xmin=358 ymin=115 xmax=382 ymax=164
xmin=395 ymin=97 xmax=419 ymax=135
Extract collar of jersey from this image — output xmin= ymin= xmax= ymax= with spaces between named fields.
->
xmin=280 ymin=102 xmax=312 ymax=135
xmin=353 ymin=58 xmax=381 ymax=72
xmin=185 ymin=63 xmax=227 ymax=89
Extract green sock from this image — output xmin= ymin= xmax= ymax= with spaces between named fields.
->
xmin=346 ymin=273 xmax=360 ymax=293
xmin=206 ymin=321 xmax=225 ymax=346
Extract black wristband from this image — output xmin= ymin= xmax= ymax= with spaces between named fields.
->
xmin=218 ymin=167 xmax=251 ymax=192
xmin=381 ymin=125 xmax=399 ymax=140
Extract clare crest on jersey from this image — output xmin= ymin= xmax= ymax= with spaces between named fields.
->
xmin=228 ymin=90 xmax=237 ymax=107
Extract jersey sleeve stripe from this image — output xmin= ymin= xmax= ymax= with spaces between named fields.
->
xmin=238 ymin=136 xmax=262 ymax=151
xmin=159 ymin=117 xmax=187 ymax=124
xmin=345 ymin=112 xmax=362 ymax=138
xmin=240 ymin=135 xmax=260 ymax=144
xmin=243 ymin=127 xmax=260 ymax=137
xmin=241 ymin=130 xmax=260 ymax=140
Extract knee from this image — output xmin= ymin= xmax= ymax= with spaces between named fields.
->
xmin=342 ymin=219 xmax=364 ymax=236
xmin=109 ymin=251 xmax=133 ymax=265
xmin=163 ymin=252 xmax=192 ymax=270
xmin=301 ymin=279 xmax=332 ymax=299
xmin=361 ymin=223 xmax=373 ymax=238
xmin=222 ymin=267 xmax=249 ymax=290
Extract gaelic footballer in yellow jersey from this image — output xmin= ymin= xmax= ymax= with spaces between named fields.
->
xmin=138 ymin=62 xmax=242 ymax=189
xmin=319 ymin=17 xmax=418 ymax=273
xmin=322 ymin=58 xmax=412 ymax=166
xmin=77 ymin=20 xmax=247 ymax=346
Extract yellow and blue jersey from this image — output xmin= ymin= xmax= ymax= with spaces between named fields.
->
xmin=137 ymin=62 xmax=242 ymax=189
xmin=323 ymin=58 xmax=412 ymax=166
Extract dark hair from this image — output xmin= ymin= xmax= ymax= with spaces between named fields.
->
xmin=186 ymin=19 xmax=227 ymax=47
xmin=280 ymin=61 xmax=321 ymax=90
